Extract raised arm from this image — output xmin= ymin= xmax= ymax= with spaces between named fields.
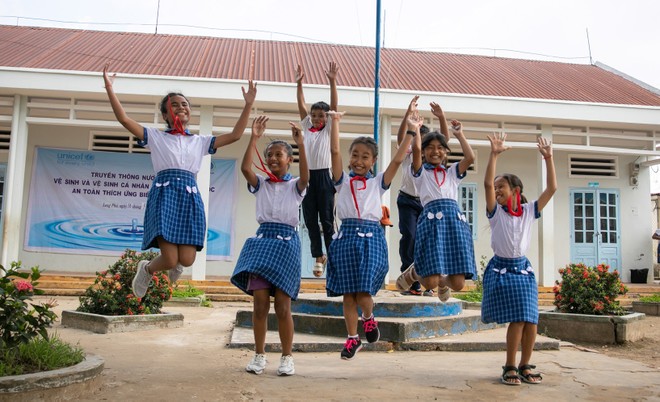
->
xmin=430 ymin=102 xmax=449 ymax=141
xmin=409 ymin=113 xmax=425 ymax=173
xmin=397 ymin=96 xmax=419 ymax=146
xmin=536 ymin=136 xmax=557 ymax=211
xmin=328 ymin=111 xmax=344 ymax=182
xmin=326 ymin=61 xmax=338 ymax=112
xmin=384 ymin=115 xmax=421 ymax=186
xmin=103 ymin=64 xmax=144 ymax=140
xmin=484 ymin=132 xmax=510 ymax=213
xmin=295 ymin=64 xmax=308 ymax=120
xmin=214 ymin=80 xmax=257 ymax=149
xmin=241 ymin=115 xmax=268 ymax=188
xmin=453 ymin=120 xmax=475 ymax=175
xmin=290 ymin=122 xmax=309 ymax=192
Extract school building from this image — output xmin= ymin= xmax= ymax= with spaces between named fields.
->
xmin=0 ymin=25 xmax=659 ymax=286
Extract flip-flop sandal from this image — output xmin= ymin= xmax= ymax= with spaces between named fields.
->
xmin=518 ymin=364 xmax=542 ymax=384
xmin=500 ymin=366 xmax=521 ymax=386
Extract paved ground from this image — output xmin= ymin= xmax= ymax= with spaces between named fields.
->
xmin=45 ymin=296 xmax=660 ymax=401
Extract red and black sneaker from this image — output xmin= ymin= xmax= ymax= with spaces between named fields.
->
xmin=362 ymin=316 xmax=380 ymax=343
xmin=340 ymin=337 xmax=363 ymax=360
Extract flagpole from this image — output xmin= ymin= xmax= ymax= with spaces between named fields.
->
xmin=373 ymin=0 xmax=382 ymax=170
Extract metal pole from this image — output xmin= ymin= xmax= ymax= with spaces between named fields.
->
xmin=373 ymin=0 xmax=382 ymax=169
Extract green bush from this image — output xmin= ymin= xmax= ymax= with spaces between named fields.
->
xmin=454 ymin=255 xmax=487 ymax=303
xmin=77 ymin=249 xmax=172 ymax=315
xmin=0 ymin=262 xmax=57 ymax=352
xmin=0 ymin=334 xmax=84 ymax=376
xmin=172 ymin=282 xmax=204 ymax=298
xmin=639 ymin=293 xmax=660 ymax=303
xmin=553 ymin=263 xmax=627 ymax=315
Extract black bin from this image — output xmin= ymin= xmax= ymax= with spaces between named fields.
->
xmin=630 ymin=268 xmax=649 ymax=284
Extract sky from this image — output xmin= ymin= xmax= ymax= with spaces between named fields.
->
xmin=1 ymin=0 xmax=659 ymax=90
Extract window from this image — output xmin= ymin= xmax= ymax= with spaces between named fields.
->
xmin=458 ymin=183 xmax=477 ymax=239
xmin=90 ymin=131 xmax=149 ymax=154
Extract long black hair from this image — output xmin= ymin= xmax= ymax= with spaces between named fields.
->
xmin=495 ymin=173 xmax=529 ymax=204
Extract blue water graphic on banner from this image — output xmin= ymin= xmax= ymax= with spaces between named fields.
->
xmin=26 ymin=148 xmax=236 ymax=258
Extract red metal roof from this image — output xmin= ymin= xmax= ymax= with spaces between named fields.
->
xmin=1 ymin=25 xmax=659 ymax=106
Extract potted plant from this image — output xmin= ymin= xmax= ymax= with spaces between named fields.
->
xmin=539 ymin=263 xmax=645 ymax=344
xmin=632 ymin=293 xmax=660 ymax=316
xmin=1 ymin=262 xmax=102 ymax=398
xmin=62 ymin=249 xmax=183 ymax=333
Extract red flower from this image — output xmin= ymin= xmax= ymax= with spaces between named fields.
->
xmin=14 ymin=280 xmax=34 ymax=292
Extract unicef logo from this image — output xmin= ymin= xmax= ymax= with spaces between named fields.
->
xmin=85 ymin=154 xmax=95 ymax=161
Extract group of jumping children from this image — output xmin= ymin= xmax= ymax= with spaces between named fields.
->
xmin=103 ymin=59 xmax=556 ymax=385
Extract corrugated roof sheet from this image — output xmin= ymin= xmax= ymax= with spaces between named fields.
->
xmin=1 ymin=25 xmax=659 ymax=106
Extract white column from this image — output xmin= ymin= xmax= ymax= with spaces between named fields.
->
xmin=379 ymin=114 xmax=392 ymax=284
xmin=1 ymin=95 xmax=28 ymax=269
xmin=191 ymin=104 xmax=214 ymax=280
xmin=538 ymin=125 xmax=555 ymax=286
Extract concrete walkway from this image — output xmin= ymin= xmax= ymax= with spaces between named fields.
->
xmin=45 ymin=297 xmax=660 ymax=401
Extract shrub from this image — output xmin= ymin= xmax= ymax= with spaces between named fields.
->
xmin=453 ymin=255 xmax=487 ymax=303
xmin=639 ymin=293 xmax=660 ymax=303
xmin=0 ymin=262 xmax=58 ymax=352
xmin=0 ymin=334 xmax=85 ymax=376
xmin=77 ymin=249 xmax=172 ymax=315
xmin=172 ymin=282 xmax=204 ymax=298
xmin=553 ymin=263 xmax=628 ymax=315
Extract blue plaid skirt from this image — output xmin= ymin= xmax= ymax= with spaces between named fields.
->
xmin=326 ymin=219 xmax=388 ymax=297
xmin=481 ymin=255 xmax=539 ymax=324
xmin=142 ymin=169 xmax=206 ymax=251
xmin=231 ymin=223 xmax=302 ymax=300
xmin=413 ymin=199 xmax=476 ymax=279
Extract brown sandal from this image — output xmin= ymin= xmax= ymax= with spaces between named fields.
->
xmin=396 ymin=263 xmax=418 ymax=291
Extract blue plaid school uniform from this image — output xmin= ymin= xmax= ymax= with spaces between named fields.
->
xmin=232 ymin=222 xmax=302 ymax=300
xmin=231 ymin=175 xmax=305 ymax=300
xmin=326 ymin=172 xmax=389 ymax=297
xmin=139 ymin=127 xmax=216 ymax=251
xmin=481 ymin=201 xmax=541 ymax=324
xmin=412 ymin=163 xmax=476 ymax=279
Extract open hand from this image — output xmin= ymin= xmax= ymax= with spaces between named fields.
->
xmin=325 ymin=61 xmax=338 ymax=81
xmin=242 ymin=80 xmax=257 ymax=104
xmin=487 ymin=132 xmax=511 ymax=155
xmin=407 ymin=96 xmax=419 ymax=114
xmin=251 ymin=115 xmax=268 ymax=138
xmin=289 ymin=122 xmax=304 ymax=145
xmin=295 ymin=64 xmax=305 ymax=83
xmin=537 ymin=137 xmax=553 ymax=159
xmin=102 ymin=63 xmax=116 ymax=88
xmin=430 ymin=102 xmax=445 ymax=118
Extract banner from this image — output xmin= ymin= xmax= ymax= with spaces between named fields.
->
xmin=25 ymin=147 xmax=236 ymax=259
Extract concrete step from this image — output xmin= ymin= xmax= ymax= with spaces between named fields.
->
xmin=228 ymin=323 xmax=560 ymax=353
xmin=289 ymin=292 xmax=464 ymax=318
xmin=234 ymin=308 xmax=501 ymax=343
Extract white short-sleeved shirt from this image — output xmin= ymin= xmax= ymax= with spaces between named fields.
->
xmin=411 ymin=163 xmax=465 ymax=206
xmin=249 ymin=175 xmax=306 ymax=227
xmin=399 ymin=149 xmax=418 ymax=197
xmin=488 ymin=201 xmax=541 ymax=258
xmin=140 ymin=127 xmax=216 ymax=174
xmin=334 ymin=172 xmax=389 ymax=221
xmin=301 ymin=115 xmax=332 ymax=170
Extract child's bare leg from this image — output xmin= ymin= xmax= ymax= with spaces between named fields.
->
xmin=503 ymin=322 xmax=524 ymax=384
xmin=252 ymin=289 xmax=271 ymax=355
xmin=148 ymin=237 xmax=179 ymax=272
xmin=445 ymin=274 xmax=466 ymax=291
xmin=176 ymin=244 xmax=197 ymax=267
xmin=518 ymin=322 xmax=541 ymax=383
xmin=420 ymin=274 xmax=441 ymax=290
xmin=274 ymin=289 xmax=293 ymax=356
xmin=356 ymin=292 xmax=374 ymax=319
xmin=343 ymin=294 xmax=359 ymax=336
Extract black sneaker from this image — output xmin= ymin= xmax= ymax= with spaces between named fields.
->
xmin=362 ymin=316 xmax=380 ymax=343
xmin=340 ymin=337 xmax=363 ymax=360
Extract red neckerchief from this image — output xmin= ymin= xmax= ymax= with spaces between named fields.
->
xmin=349 ymin=175 xmax=367 ymax=219
xmin=167 ymin=96 xmax=187 ymax=136
xmin=433 ymin=165 xmax=446 ymax=187
xmin=252 ymin=145 xmax=284 ymax=182
xmin=506 ymin=192 xmax=523 ymax=217
xmin=309 ymin=125 xmax=325 ymax=133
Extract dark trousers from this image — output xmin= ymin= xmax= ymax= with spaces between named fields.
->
xmin=397 ymin=191 xmax=423 ymax=290
xmin=302 ymin=169 xmax=336 ymax=258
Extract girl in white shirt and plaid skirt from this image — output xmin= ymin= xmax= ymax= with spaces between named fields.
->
xmin=102 ymin=64 xmax=256 ymax=299
xmin=231 ymin=117 xmax=309 ymax=376
xmin=482 ymin=132 xmax=557 ymax=386
xmin=327 ymin=111 xmax=417 ymax=360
